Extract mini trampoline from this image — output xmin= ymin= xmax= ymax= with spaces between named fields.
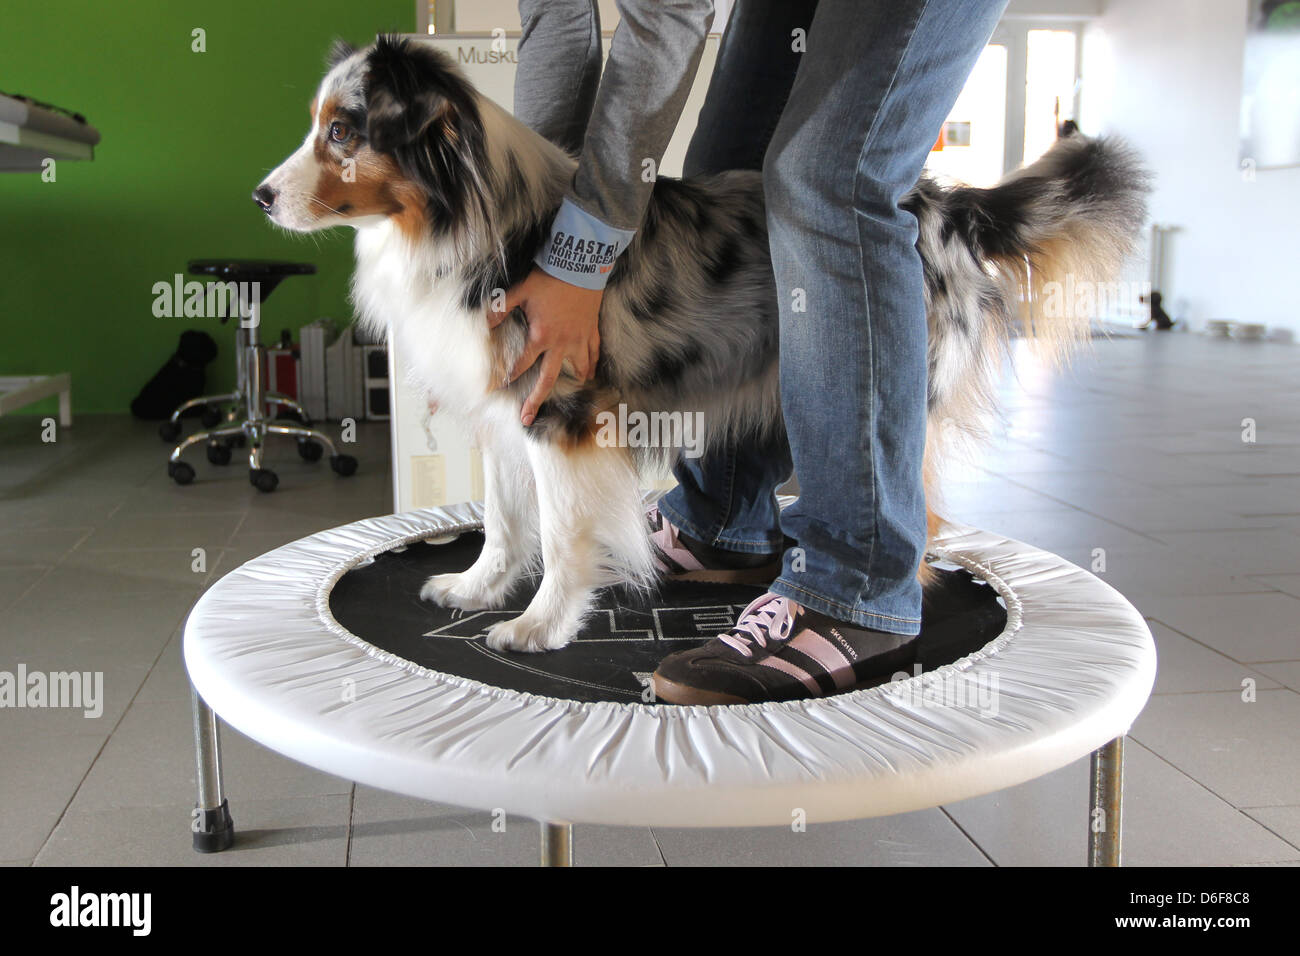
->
xmin=183 ymin=498 xmax=1156 ymax=866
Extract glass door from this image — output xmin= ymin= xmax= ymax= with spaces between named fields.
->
xmin=1024 ymin=27 xmax=1081 ymax=164
xmin=924 ymin=20 xmax=1083 ymax=186
xmin=924 ymin=42 xmax=1009 ymax=187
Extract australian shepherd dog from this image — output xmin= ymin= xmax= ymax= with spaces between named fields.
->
xmin=256 ymin=36 xmax=1148 ymax=653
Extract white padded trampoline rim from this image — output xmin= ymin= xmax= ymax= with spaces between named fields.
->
xmin=183 ymin=501 xmax=1156 ymax=827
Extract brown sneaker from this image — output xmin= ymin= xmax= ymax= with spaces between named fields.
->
xmin=651 ymin=593 xmax=918 ymax=705
xmin=646 ymin=503 xmax=782 ymax=585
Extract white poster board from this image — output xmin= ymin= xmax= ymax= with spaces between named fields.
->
xmin=389 ymin=32 xmax=720 ymax=512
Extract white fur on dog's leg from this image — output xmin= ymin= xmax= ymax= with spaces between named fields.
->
xmin=484 ymin=440 xmax=650 ymax=653
xmin=420 ymin=443 xmax=538 ymax=612
xmin=484 ymin=612 xmax=575 ymax=653
xmin=420 ymin=570 xmax=503 ymax=611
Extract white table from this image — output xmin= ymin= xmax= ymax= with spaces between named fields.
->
xmin=1 ymin=92 xmax=97 ymax=422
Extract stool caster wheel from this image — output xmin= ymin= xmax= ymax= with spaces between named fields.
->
xmin=330 ymin=454 xmax=358 ymax=477
xmin=277 ymin=407 xmax=309 ymax=426
xmin=159 ymin=420 xmax=181 ymax=443
xmin=168 ymin=461 xmax=195 ymax=485
xmin=206 ymin=442 xmax=232 ymax=466
xmin=297 ymin=439 xmax=324 ymax=462
xmin=200 ymin=407 xmax=223 ymax=429
xmin=249 ymin=468 xmax=279 ymax=493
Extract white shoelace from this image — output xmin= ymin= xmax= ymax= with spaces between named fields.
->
xmin=718 ymin=593 xmax=798 ymax=658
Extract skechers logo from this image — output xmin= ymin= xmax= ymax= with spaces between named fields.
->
xmin=826 ymin=628 xmax=858 ymax=662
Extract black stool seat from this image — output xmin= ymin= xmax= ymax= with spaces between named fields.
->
xmin=188 ymin=259 xmax=316 ymax=303
xmin=188 ymin=259 xmax=316 ymax=278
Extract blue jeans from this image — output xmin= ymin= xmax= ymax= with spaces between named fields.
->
xmin=658 ymin=0 xmax=1007 ymax=635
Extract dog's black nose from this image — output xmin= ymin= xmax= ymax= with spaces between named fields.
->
xmin=252 ymin=185 xmax=276 ymax=211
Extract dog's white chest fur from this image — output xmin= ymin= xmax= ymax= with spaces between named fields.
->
xmin=348 ymin=219 xmax=654 ymax=655
xmin=351 ymin=222 xmax=493 ymax=420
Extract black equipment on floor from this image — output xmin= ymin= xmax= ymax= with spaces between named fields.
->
xmin=130 ymin=330 xmax=218 ymax=420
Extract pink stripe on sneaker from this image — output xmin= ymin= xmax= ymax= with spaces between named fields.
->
xmin=758 ymin=656 xmax=820 ymax=694
xmin=789 ymin=630 xmax=855 ymax=689
xmin=652 ymin=534 xmax=704 ymax=572
xmin=649 ymin=508 xmax=705 ymax=574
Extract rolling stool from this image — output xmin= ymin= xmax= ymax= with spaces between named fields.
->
xmin=160 ymin=259 xmax=358 ymax=493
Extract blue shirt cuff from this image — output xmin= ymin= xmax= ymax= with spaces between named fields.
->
xmin=533 ymin=198 xmax=636 ymax=291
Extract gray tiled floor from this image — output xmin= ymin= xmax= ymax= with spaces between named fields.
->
xmin=2 ymin=332 xmax=1298 ymax=866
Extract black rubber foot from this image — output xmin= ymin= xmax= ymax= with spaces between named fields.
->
xmin=192 ymin=799 xmax=235 ymax=853
xmin=168 ymin=460 xmax=195 ymax=485
xmin=206 ymin=442 xmax=232 ymax=466
xmin=159 ymin=420 xmax=181 ymax=442
xmin=249 ymin=468 xmax=278 ymax=493
xmin=200 ymin=407 xmax=223 ymax=429
xmin=297 ymin=439 xmax=324 ymax=462
xmin=330 ymin=454 xmax=358 ymax=477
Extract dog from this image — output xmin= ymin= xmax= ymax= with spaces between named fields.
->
xmin=256 ymin=36 xmax=1149 ymax=653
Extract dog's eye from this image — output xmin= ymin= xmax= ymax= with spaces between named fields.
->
xmin=329 ymin=121 xmax=353 ymax=144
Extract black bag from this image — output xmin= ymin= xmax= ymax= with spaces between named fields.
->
xmin=130 ymin=330 xmax=219 ymax=420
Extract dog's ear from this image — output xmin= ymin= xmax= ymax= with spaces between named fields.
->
xmin=326 ymin=38 xmax=356 ymax=70
xmin=364 ymin=34 xmax=467 ymax=154
xmin=362 ymin=34 xmax=494 ymax=244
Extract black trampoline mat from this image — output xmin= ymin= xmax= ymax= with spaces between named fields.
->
xmin=329 ymin=532 xmax=1008 ymax=704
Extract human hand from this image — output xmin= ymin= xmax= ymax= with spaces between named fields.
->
xmin=491 ymin=267 xmax=602 ymax=426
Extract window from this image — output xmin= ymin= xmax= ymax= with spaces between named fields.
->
xmin=1024 ymin=29 xmax=1080 ymax=165
xmin=925 ymin=21 xmax=1084 ymax=185
xmin=924 ymin=43 xmax=1008 ymax=187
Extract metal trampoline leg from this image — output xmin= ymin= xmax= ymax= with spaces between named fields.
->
xmin=540 ymin=822 xmax=573 ymax=867
xmin=1088 ymin=736 xmax=1124 ymax=867
xmin=191 ymin=689 xmax=235 ymax=852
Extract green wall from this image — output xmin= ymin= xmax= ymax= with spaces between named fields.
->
xmin=0 ymin=0 xmax=413 ymax=414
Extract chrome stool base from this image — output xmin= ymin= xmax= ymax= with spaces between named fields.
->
xmin=163 ymin=323 xmax=356 ymax=492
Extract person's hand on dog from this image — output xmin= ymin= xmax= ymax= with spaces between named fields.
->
xmin=492 ymin=267 xmax=602 ymax=426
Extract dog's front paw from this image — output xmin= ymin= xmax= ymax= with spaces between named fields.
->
xmin=420 ymin=572 xmax=503 ymax=612
xmin=484 ymin=614 xmax=572 ymax=653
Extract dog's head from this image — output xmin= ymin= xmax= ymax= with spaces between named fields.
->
xmin=254 ymin=35 xmax=491 ymax=242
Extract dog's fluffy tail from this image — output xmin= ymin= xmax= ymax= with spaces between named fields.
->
xmin=913 ymin=133 xmax=1151 ymax=422
xmin=912 ymin=134 xmax=1151 ymax=540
